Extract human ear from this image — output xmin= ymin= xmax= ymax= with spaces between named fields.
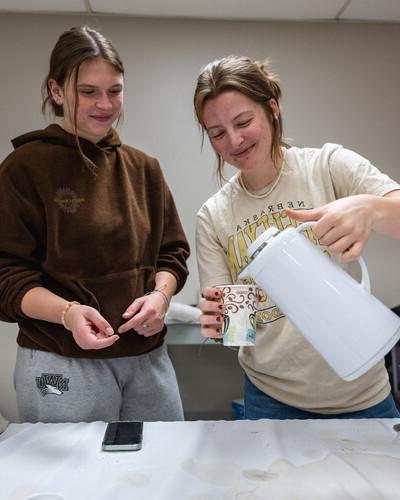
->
xmin=48 ymin=79 xmax=64 ymax=105
xmin=269 ymin=98 xmax=280 ymax=120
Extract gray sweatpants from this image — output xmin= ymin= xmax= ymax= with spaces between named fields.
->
xmin=15 ymin=343 xmax=184 ymax=423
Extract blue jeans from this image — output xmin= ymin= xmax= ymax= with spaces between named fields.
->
xmin=244 ymin=375 xmax=400 ymax=420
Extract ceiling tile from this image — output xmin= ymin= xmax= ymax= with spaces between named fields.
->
xmin=2 ymin=0 xmax=398 ymax=23
xmin=0 ymin=0 xmax=87 ymax=13
xmin=340 ymin=0 xmax=400 ymax=22
xmin=90 ymin=0 xmax=347 ymax=21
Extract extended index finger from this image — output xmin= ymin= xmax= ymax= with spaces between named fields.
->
xmin=286 ymin=207 xmax=322 ymax=222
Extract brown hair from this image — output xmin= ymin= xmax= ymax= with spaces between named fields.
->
xmin=194 ymin=55 xmax=286 ymax=184
xmin=41 ymin=26 xmax=124 ymax=172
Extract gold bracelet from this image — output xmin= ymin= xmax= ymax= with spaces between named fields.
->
xmin=145 ymin=288 xmax=170 ymax=310
xmin=61 ymin=301 xmax=80 ymax=331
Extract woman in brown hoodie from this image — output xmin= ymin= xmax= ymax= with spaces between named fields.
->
xmin=0 ymin=26 xmax=190 ymax=423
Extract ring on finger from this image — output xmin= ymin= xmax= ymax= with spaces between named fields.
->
xmin=141 ymin=323 xmax=150 ymax=328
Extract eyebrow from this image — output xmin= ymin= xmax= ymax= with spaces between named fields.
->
xmin=77 ymin=83 xmax=123 ymax=89
xmin=206 ymin=110 xmax=252 ymax=130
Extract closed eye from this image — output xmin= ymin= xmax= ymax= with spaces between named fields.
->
xmin=78 ymin=86 xmax=123 ymax=97
xmin=79 ymin=89 xmax=95 ymax=96
xmin=210 ymin=130 xmax=225 ymax=140
xmin=237 ymin=119 xmax=251 ymax=128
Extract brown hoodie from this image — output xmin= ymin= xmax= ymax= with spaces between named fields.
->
xmin=0 ymin=124 xmax=190 ymax=358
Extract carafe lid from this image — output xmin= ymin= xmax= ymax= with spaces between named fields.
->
xmin=248 ymin=226 xmax=279 ymax=259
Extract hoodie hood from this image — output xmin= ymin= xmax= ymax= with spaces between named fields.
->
xmin=12 ymin=124 xmax=121 ymax=154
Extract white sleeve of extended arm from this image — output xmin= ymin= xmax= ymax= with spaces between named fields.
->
xmin=326 ymin=144 xmax=400 ymax=197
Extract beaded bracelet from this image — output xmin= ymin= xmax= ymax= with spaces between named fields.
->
xmin=145 ymin=288 xmax=170 ymax=310
xmin=61 ymin=301 xmax=80 ymax=331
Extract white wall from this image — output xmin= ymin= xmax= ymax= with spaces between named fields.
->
xmin=1 ymin=13 xmax=400 ymax=420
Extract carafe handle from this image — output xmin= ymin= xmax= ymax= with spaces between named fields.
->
xmin=295 ymin=221 xmax=371 ymax=293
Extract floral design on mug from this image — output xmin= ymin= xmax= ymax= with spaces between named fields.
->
xmin=222 ymin=313 xmax=230 ymax=336
xmin=247 ymin=312 xmax=257 ymax=343
xmin=219 ymin=286 xmax=259 ymax=345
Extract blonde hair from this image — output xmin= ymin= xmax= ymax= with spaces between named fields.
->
xmin=194 ymin=55 xmax=286 ymax=184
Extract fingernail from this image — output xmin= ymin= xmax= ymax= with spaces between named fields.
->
xmin=214 ymin=291 xmax=220 ymax=297
xmin=122 ymin=311 xmax=130 ymax=317
xmin=216 ymin=328 xmax=221 ymax=333
xmin=216 ymin=316 xmax=221 ymax=322
xmin=106 ymin=327 xmax=114 ymax=335
xmin=218 ymin=304 xmax=225 ymax=310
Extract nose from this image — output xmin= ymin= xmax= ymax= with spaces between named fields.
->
xmin=226 ymin=129 xmax=244 ymax=150
xmin=95 ymin=93 xmax=113 ymax=110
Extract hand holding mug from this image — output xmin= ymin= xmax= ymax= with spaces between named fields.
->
xmin=198 ymin=287 xmax=226 ymax=341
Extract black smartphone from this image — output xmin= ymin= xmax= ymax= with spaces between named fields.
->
xmin=102 ymin=420 xmax=143 ymax=451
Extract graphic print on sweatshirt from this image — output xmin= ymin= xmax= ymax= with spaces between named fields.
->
xmin=54 ymin=187 xmax=85 ymax=214
xmin=36 ymin=372 xmax=70 ymax=397
xmin=227 ymin=201 xmax=328 ymax=325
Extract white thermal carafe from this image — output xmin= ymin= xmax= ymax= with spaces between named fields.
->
xmin=239 ymin=221 xmax=400 ymax=381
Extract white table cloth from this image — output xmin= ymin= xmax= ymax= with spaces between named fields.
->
xmin=2 ymin=418 xmax=400 ymax=499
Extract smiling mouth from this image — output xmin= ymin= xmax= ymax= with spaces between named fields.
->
xmin=233 ymin=144 xmax=254 ymax=158
xmin=91 ymin=115 xmax=113 ymax=122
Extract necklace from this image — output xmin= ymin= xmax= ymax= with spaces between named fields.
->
xmin=238 ymin=149 xmax=286 ymax=199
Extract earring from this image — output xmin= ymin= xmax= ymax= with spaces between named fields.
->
xmin=274 ymin=114 xmax=279 ymax=120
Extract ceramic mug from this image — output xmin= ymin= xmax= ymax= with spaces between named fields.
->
xmin=215 ymin=284 xmax=260 ymax=346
